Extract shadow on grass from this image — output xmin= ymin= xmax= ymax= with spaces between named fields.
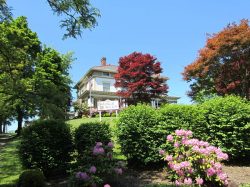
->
xmin=0 ymin=137 xmax=23 ymax=185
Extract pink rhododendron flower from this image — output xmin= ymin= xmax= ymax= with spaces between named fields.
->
xmin=107 ymin=142 xmax=114 ymax=148
xmin=165 ymin=155 xmax=173 ymax=161
xmin=159 ymin=149 xmax=165 ymax=155
xmin=173 ymin=164 xmax=181 ymax=171
xmin=167 ymin=134 xmax=173 ymax=141
xmin=218 ymin=172 xmax=228 ymax=181
xmin=175 ymin=180 xmax=182 ymax=186
xmin=96 ymin=142 xmax=102 ymax=147
xmin=93 ymin=146 xmax=105 ymax=155
xmin=104 ymin=184 xmax=111 ymax=187
xmin=180 ymin=161 xmax=190 ymax=168
xmin=213 ymin=162 xmax=222 ymax=170
xmin=195 ymin=177 xmax=204 ymax=185
xmin=207 ymin=167 xmax=216 ymax=176
xmin=174 ymin=142 xmax=179 ymax=147
xmin=75 ymin=172 xmax=89 ymax=180
xmin=184 ymin=178 xmax=192 ymax=185
xmin=89 ymin=166 xmax=97 ymax=173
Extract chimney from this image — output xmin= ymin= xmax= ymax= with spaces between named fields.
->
xmin=101 ymin=57 xmax=107 ymax=66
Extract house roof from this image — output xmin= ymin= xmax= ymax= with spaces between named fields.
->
xmin=74 ymin=65 xmax=118 ymax=88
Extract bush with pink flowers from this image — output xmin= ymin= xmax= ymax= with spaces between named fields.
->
xmin=71 ymin=142 xmax=124 ymax=187
xmin=161 ymin=129 xmax=229 ymax=186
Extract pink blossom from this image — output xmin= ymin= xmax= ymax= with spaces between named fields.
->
xmin=195 ymin=177 xmax=204 ymax=185
xmin=168 ymin=161 xmax=174 ymax=169
xmin=175 ymin=180 xmax=182 ymax=186
xmin=186 ymin=130 xmax=192 ymax=136
xmin=192 ymin=145 xmax=200 ymax=152
xmin=89 ymin=166 xmax=97 ymax=173
xmin=96 ymin=142 xmax=103 ymax=147
xmin=184 ymin=178 xmax=192 ymax=185
xmin=173 ymin=164 xmax=181 ymax=171
xmin=188 ymin=168 xmax=194 ymax=174
xmin=104 ymin=184 xmax=111 ymax=187
xmin=213 ymin=162 xmax=222 ymax=170
xmin=159 ymin=149 xmax=165 ymax=155
xmin=76 ymin=172 xmax=89 ymax=180
xmin=93 ymin=146 xmax=105 ymax=155
xmin=174 ymin=142 xmax=179 ymax=147
xmin=218 ymin=172 xmax=228 ymax=181
xmin=177 ymin=170 xmax=184 ymax=176
xmin=167 ymin=134 xmax=173 ymax=141
xmin=199 ymin=140 xmax=209 ymax=147
xmin=107 ymin=142 xmax=114 ymax=148
xmin=207 ymin=167 xmax=216 ymax=176
xmin=180 ymin=161 xmax=190 ymax=168
xmin=175 ymin=129 xmax=185 ymax=136
xmin=165 ymin=155 xmax=173 ymax=161
xmin=217 ymin=152 xmax=229 ymax=160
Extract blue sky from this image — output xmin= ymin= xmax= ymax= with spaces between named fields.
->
xmin=7 ymin=0 xmax=250 ymax=105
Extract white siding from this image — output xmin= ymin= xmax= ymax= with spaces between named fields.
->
xmin=94 ymin=77 xmax=116 ymax=92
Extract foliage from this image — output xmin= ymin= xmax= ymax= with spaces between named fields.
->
xmin=159 ymin=104 xmax=207 ymax=140
xmin=0 ymin=0 xmax=100 ymax=39
xmin=46 ymin=0 xmax=100 ymax=39
xmin=71 ymin=142 xmax=124 ymax=186
xmin=34 ymin=47 xmax=73 ymax=119
xmin=183 ymin=19 xmax=250 ymax=101
xmin=0 ymin=16 xmax=41 ymax=134
xmin=116 ymin=104 xmax=163 ymax=165
xmin=115 ymin=52 xmax=168 ymax=105
xmin=0 ymin=0 xmax=12 ymax=22
xmin=199 ymin=96 xmax=250 ymax=161
xmin=19 ymin=119 xmax=73 ymax=177
xmin=74 ymin=122 xmax=111 ymax=158
xmin=17 ymin=169 xmax=45 ymax=187
xmin=73 ymin=102 xmax=89 ymax=117
xmin=161 ymin=129 xmax=229 ymax=186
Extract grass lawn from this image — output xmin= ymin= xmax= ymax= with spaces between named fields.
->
xmin=0 ymin=136 xmax=23 ymax=186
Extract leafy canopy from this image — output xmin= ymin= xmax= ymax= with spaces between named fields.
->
xmin=114 ymin=52 xmax=168 ymax=105
xmin=0 ymin=0 xmax=100 ymax=39
xmin=183 ymin=19 xmax=250 ymax=101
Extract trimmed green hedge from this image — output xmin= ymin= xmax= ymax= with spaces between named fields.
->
xmin=116 ymin=104 xmax=163 ymax=165
xmin=199 ymin=96 xmax=250 ymax=161
xmin=19 ymin=120 xmax=73 ymax=177
xmin=74 ymin=122 xmax=111 ymax=156
xmin=116 ymin=96 xmax=250 ymax=165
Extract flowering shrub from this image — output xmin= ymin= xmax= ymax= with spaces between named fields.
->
xmin=161 ymin=129 xmax=229 ymax=186
xmin=72 ymin=142 xmax=124 ymax=187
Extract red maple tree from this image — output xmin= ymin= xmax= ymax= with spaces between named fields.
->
xmin=183 ymin=19 xmax=250 ymax=101
xmin=114 ymin=52 xmax=168 ymax=105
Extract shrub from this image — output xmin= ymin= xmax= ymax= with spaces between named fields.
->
xmin=116 ymin=104 xmax=163 ymax=165
xmin=74 ymin=122 xmax=111 ymax=157
xmin=19 ymin=119 xmax=73 ymax=177
xmin=17 ymin=169 xmax=45 ymax=187
xmin=159 ymin=104 xmax=207 ymax=139
xmin=71 ymin=142 xmax=124 ymax=186
xmin=199 ymin=96 xmax=250 ymax=161
xmin=161 ymin=129 xmax=229 ymax=186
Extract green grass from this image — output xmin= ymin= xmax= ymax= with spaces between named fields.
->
xmin=67 ymin=116 xmax=118 ymax=129
xmin=0 ymin=137 xmax=23 ymax=185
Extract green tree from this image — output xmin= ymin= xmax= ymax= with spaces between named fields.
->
xmin=34 ymin=47 xmax=73 ymax=119
xmin=0 ymin=94 xmax=13 ymax=133
xmin=0 ymin=0 xmax=100 ymax=39
xmin=0 ymin=16 xmax=41 ymax=135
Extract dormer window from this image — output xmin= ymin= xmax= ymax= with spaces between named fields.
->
xmin=103 ymin=72 xmax=110 ymax=77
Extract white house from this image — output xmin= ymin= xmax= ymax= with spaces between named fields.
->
xmin=74 ymin=57 xmax=179 ymax=112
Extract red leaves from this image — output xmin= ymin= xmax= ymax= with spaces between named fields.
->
xmin=115 ymin=52 xmax=168 ymax=104
xmin=183 ymin=19 xmax=250 ymax=100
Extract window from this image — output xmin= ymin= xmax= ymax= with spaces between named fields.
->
xmin=103 ymin=82 xmax=110 ymax=92
xmin=103 ymin=72 xmax=110 ymax=77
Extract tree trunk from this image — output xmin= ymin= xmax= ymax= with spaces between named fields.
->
xmin=0 ymin=122 xmax=2 ymax=134
xmin=16 ymin=107 xmax=23 ymax=135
